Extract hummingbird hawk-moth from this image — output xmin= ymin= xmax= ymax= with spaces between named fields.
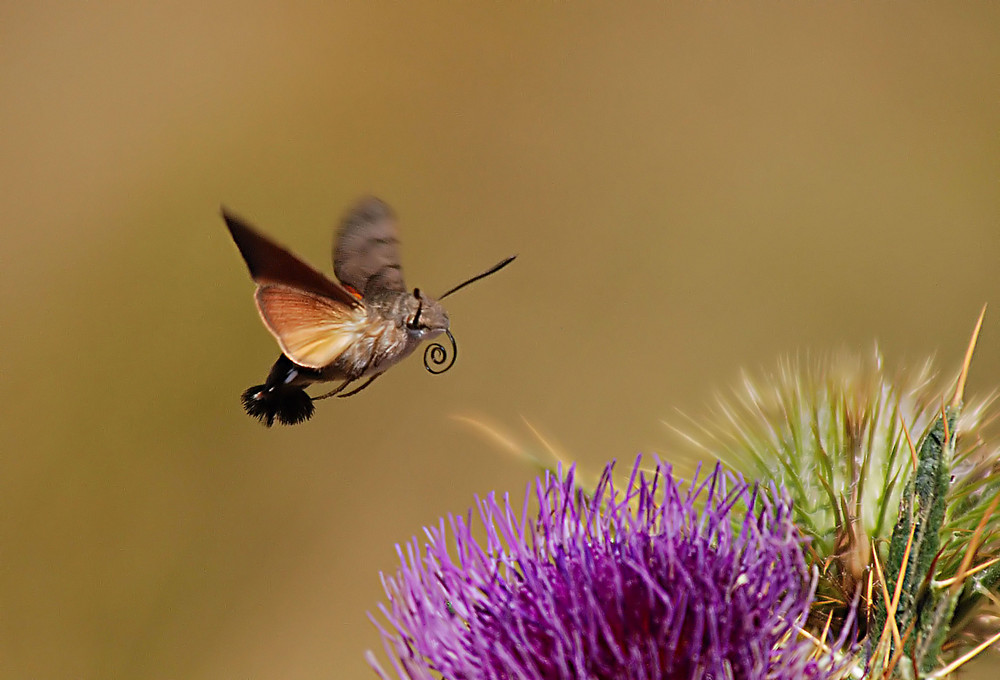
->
xmin=222 ymin=196 xmax=515 ymax=426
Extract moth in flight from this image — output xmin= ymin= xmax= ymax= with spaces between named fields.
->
xmin=222 ymin=197 xmax=515 ymax=426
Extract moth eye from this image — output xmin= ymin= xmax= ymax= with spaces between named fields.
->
xmin=408 ymin=289 xmax=424 ymax=330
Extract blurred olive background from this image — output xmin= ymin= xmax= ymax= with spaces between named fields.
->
xmin=2 ymin=3 xmax=999 ymax=679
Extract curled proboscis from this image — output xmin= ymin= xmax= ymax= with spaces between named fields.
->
xmin=424 ymin=329 xmax=457 ymax=375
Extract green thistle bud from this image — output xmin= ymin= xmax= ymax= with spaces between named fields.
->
xmin=674 ymin=312 xmax=1000 ymax=677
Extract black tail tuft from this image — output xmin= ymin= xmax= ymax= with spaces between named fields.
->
xmin=241 ymin=384 xmax=315 ymax=427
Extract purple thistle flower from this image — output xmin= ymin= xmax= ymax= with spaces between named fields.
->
xmin=369 ymin=457 xmax=848 ymax=680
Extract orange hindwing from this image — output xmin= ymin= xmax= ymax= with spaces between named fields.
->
xmin=254 ymin=285 xmax=368 ymax=369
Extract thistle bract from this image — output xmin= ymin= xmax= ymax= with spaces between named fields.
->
xmin=369 ymin=457 xmax=848 ymax=680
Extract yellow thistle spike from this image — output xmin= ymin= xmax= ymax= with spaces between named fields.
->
xmin=951 ymin=492 xmax=1000 ymax=595
xmin=819 ymin=609 xmax=834 ymax=649
xmin=937 ymin=556 xmax=1000 ymax=587
xmin=872 ymin=540 xmax=903 ymax=652
xmin=451 ymin=414 xmax=542 ymax=468
xmin=952 ymin=304 xmax=986 ymax=409
xmin=941 ymin=401 xmax=951 ymax=447
xmin=899 ymin=414 xmax=919 ymax=473
xmin=521 ymin=417 xmax=570 ymax=470
xmin=928 ymin=629 xmax=1000 ymax=679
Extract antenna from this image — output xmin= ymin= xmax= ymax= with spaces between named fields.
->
xmin=439 ymin=255 xmax=517 ymax=300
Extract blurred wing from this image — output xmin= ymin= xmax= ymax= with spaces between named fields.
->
xmin=222 ymin=208 xmax=361 ymax=308
xmin=333 ymin=196 xmax=406 ymax=297
xmin=254 ymin=285 xmax=369 ymax=369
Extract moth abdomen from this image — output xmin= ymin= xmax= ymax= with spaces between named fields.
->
xmin=240 ymin=354 xmax=321 ymax=427
xmin=241 ymin=383 xmax=315 ymax=427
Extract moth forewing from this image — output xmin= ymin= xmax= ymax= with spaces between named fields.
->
xmin=254 ymin=284 xmax=369 ymax=369
xmin=223 ymin=208 xmax=361 ymax=308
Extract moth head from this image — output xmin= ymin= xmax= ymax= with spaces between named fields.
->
xmin=405 ymin=288 xmax=449 ymax=337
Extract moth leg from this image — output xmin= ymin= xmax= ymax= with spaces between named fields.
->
xmin=337 ymin=373 xmax=382 ymax=398
xmin=312 ymin=378 xmax=355 ymax=401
